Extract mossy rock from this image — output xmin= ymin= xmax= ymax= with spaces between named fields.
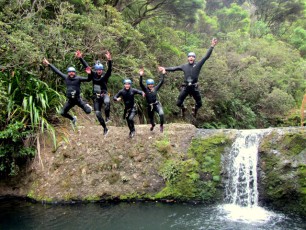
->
xmin=259 ymin=130 xmax=306 ymax=216
xmin=155 ymin=134 xmax=231 ymax=202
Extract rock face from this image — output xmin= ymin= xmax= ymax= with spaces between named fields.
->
xmin=258 ymin=128 xmax=306 ymax=216
xmin=0 ymin=124 xmax=304 ymax=216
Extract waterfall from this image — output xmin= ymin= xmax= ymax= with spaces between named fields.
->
xmin=225 ymin=130 xmax=262 ymax=207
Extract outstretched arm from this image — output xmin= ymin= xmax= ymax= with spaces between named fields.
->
xmin=163 ymin=65 xmax=183 ymax=72
xmin=43 ymin=58 xmax=66 ymax=79
xmin=113 ymin=90 xmax=122 ymax=101
xmin=75 ymin=50 xmax=90 ymax=69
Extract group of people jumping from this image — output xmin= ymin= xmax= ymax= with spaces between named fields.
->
xmin=42 ymin=38 xmax=218 ymax=138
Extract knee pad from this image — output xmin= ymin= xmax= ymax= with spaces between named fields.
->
xmin=85 ymin=105 xmax=92 ymax=114
xmin=105 ymin=102 xmax=110 ymax=110
xmin=95 ymin=111 xmax=102 ymax=118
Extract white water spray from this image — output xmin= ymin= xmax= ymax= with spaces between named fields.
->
xmin=225 ymin=130 xmax=260 ymax=207
xmin=220 ymin=129 xmax=280 ymax=223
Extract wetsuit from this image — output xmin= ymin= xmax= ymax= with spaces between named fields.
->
xmin=78 ymin=57 xmax=112 ymax=127
xmin=113 ymin=88 xmax=143 ymax=133
xmin=140 ymin=74 xmax=165 ymax=128
xmin=165 ymin=46 xmax=214 ymax=111
xmin=48 ymin=64 xmax=91 ymax=120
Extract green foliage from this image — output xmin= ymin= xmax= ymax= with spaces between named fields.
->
xmin=0 ymin=121 xmax=35 ymax=176
xmin=0 ymin=70 xmax=64 ymax=176
xmin=0 ymin=0 xmax=305 ymax=179
xmin=251 ymin=0 xmax=305 ymax=35
xmin=216 ymin=3 xmax=250 ymax=34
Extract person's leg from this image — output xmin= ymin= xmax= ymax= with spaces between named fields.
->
xmin=60 ymin=99 xmax=75 ymax=121
xmin=103 ymin=94 xmax=111 ymax=122
xmin=176 ymin=87 xmax=189 ymax=116
xmin=77 ymin=97 xmax=92 ymax=114
xmin=148 ymin=106 xmax=155 ymax=131
xmin=191 ymin=86 xmax=202 ymax=117
xmin=156 ymin=103 xmax=164 ymax=132
xmin=94 ymin=98 xmax=107 ymax=134
xmin=126 ymin=107 xmax=137 ymax=137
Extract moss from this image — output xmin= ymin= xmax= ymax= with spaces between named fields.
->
xmin=119 ymin=193 xmax=142 ymax=200
xmin=282 ymin=133 xmax=306 ymax=156
xmin=84 ymin=195 xmax=100 ymax=202
xmin=261 ymin=131 xmax=306 ymax=156
xmin=188 ymin=135 xmax=230 ymax=179
xmin=155 ymin=135 xmax=172 ymax=155
xmin=260 ymin=131 xmax=306 ymax=216
xmin=155 ymin=134 xmax=231 ymax=202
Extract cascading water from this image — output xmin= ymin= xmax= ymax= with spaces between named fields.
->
xmin=225 ymin=130 xmax=261 ymax=207
xmin=220 ymin=129 xmax=281 ymax=223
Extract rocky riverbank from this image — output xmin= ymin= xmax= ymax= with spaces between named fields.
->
xmin=0 ymin=124 xmax=305 ymax=216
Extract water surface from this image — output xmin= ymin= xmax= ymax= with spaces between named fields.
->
xmin=0 ymin=198 xmax=305 ymax=230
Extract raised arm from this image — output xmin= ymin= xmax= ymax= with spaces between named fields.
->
xmin=43 ymin=58 xmax=66 ymax=80
xmin=103 ymin=51 xmax=112 ymax=79
xmin=103 ymin=60 xmax=112 ymax=80
xmin=79 ymin=67 xmax=92 ymax=82
xmin=75 ymin=50 xmax=90 ymax=69
xmin=139 ymin=68 xmax=146 ymax=91
xmin=155 ymin=67 xmax=166 ymax=91
xmin=197 ymin=38 xmax=218 ymax=67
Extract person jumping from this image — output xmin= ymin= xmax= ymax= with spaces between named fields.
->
xmin=75 ymin=50 xmax=112 ymax=135
xmin=42 ymin=58 xmax=92 ymax=125
xmin=139 ymin=67 xmax=166 ymax=132
xmin=113 ymin=79 xmax=144 ymax=138
xmin=161 ymin=38 xmax=218 ymax=118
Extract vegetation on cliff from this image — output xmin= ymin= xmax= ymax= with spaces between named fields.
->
xmin=259 ymin=130 xmax=306 ymax=216
xmin=0 ymin=0 xmax=305 ymax=176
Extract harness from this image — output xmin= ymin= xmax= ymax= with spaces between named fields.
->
xmin=70 ymin=90 xmax=77 ymax=99
xmin=149 ymin=101 xmax=159 ymax=111
xmin=96 ymin=92 xmax=105 ymax=98
xmin=182 ymin=82 xmax=198 ymax=87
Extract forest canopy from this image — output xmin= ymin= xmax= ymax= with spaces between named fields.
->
xmin=0 ymin=0 xmax=305 ymax=175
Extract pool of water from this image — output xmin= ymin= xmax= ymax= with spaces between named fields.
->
xmin=0 ymin=198 xmax=305 ymax=230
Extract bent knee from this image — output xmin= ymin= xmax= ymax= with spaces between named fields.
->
xmin=95 ymin=111 xmax=102 ymax=117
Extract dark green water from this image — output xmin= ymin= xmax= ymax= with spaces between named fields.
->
xmin=0 ymin=198 xmax=305 ymax=230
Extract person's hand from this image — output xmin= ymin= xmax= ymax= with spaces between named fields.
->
xmin=211 ymin=38 xmax=218 ymax=47
xmin=142 ymin=92 xmax=145 ymax=97
xmin=116 ymin=97 xmax=121 ymax=102
xmin=85 ymin=66 xmax=91 ymax=74
xmin=43 ymin=58 xmax=49 ymax=66
xmin=75 ymin=50 xmax=82 ymax=58
xmin=158 ymin=66 xmax=166 ymax=74
xmin=139 ymin=67 xmax=144 ymax=76
xmin=105 ymin=50 xmax=112 ymax=60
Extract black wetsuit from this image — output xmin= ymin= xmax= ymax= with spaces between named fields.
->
xmin=140 ymin=74 xmax=165 ymax=127
xmin=113 ymin=88 xmax=143 ymax=133
xmin=165 ymin=46 xmax=214 ymax=110
xmin=79 ymin=57 xmax=112 ymax=128
xmin=48 ymin=64 xmax=91 ymax=120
